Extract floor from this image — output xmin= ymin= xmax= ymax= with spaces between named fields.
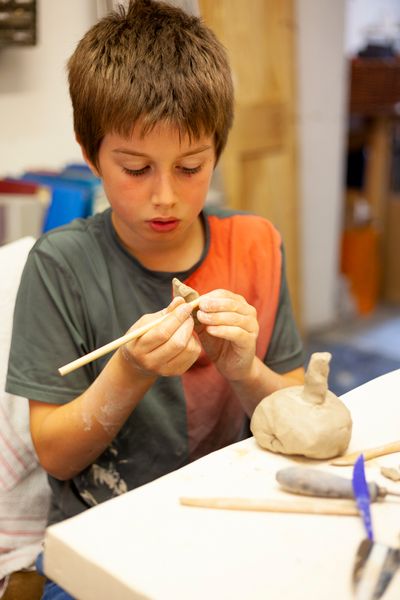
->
xmin=303 ymin=303 xmax=400 ymax=396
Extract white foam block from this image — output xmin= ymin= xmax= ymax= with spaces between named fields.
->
xmin=44 ymin=370 xmax=400 ymax=600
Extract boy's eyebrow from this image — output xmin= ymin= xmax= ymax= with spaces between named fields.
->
xmin=112 ymin=145 xmax=212 ymax=158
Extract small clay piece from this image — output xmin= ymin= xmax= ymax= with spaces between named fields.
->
xmin=250 ymin=352 xmax=353 ymax=459
xmin=380 ymin=466 xmax=400 ymax=482
xmin=172 ymin=277 xmax=199 ymax=303
xmin=172 ymin=277 xmax=200 ymax=324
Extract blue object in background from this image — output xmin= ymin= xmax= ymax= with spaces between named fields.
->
xmin=61 ymin=163 xmax=99 ymax=182
xmin=21 ymin=165 xmax=101 ymax=232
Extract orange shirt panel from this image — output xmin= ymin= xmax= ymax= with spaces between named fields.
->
xmin=181 ymin=214 xmax=282 ymax=458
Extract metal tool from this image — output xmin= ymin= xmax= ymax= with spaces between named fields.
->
xmin=351 ymin=455 xmax=400 ymax=600
xmin=275 ymin=466 xmax=400 ymax=502
xmin=353 ymin=538 xmax=400 ymax=600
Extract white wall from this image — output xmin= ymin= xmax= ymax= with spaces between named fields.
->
xmin=0 ymin=0 xmax=98 ymax=177
xmin=295 ymin=0 xmax=348 ymax=331
xmin=345 ymin=0 xmax=400 ymax=56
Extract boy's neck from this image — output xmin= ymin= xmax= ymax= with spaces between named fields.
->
xmin=113 ymin=214 xmax=205 ymax=273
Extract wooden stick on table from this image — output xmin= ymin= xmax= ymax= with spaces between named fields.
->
xmin=58 ymin=296 xmax=202 ymax=377
xmin=180 ymin=496 xmax=359 ymax=516
xmin=331 ymin=441 xmax=400 ymax=466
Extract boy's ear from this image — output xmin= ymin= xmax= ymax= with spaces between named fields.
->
xmin=75 ymin=134 xmax=101 ymax=178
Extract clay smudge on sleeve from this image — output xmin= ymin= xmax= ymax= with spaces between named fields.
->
xmin=81 ymin=489 xmax=99 ymax=507
xmin=91 ymin=463 xmax=128 ymax=495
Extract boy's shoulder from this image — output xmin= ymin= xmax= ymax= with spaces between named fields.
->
xmin=31 ymin=210 xmax=109 ymax=259
xmin=203 ymin=205 xmax=281 ymax=244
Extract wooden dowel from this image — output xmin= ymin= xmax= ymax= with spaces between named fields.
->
xmin=179 ymin=496 xmax=359 ymax=516
xmin=58 ymin=296 xmax=202 ymax=377
xmin=331 ymin=441 xmax=400 ymax=466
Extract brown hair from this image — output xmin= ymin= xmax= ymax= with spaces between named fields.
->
xmin=67 ymin=0 xmax=234 ymax=168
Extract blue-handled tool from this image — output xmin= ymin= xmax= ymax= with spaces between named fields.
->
xmin=352 ymin=454 xmax=374 ymax=541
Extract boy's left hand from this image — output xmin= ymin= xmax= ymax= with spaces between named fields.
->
xmin=195 ymin=290 xmax=259 ymax=381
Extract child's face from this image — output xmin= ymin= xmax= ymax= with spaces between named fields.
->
xmin=91 ymin=121 xmax=215 ymax=259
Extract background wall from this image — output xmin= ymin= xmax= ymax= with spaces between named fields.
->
xmin=296 ymin=0 xmax=348 ymax=330
xmin=0 ymin=0 xmax=97 ymax=176
xmin=345 ymin=0 xmax=400 ymax=56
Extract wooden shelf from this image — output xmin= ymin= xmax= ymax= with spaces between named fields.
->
xmin=343 ymin=57 xmax=400 ymax=310
xmin=349 ymin=58 xmax=400 ymax=116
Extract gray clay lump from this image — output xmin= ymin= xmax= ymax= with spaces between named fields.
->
xmin=250 ymin=352 xmax=353 ymax=459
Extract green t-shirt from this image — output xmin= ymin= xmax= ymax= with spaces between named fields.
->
xmin=6 ymin=207 xmax=303 ymax=524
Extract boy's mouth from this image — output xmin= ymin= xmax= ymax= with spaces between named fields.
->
xmin=148 ymin=218 xmax=180 ymax=233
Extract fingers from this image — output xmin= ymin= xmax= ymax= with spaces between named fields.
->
xmin=121 ymin=290 xmax=258 ymax=378
xmin=138 ymin=301 xmax=195 ymax=351
xmin=130 ymin=296 xmax=186 ymax=330
xmin=133 ymin=317 xmax=201 ymax=376
xmin=123 ymin=298 xmax=201 ymax=376
xmin=196 ymin=291 xmax=259 ymax=336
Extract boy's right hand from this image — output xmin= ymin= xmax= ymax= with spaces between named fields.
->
xmin=120 ymin=297 xmax=201 ymax=378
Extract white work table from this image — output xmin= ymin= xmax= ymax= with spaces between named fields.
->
xmin=44 ymin=369 xmax=400 ymax=599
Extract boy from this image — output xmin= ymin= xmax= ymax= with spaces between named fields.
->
xmin=7 ymin=0 xmax=304 ymax=596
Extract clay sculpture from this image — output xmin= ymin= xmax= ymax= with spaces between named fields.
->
xmin=172 ymin=277 xmax=201 ymax=324
xmin=172 ymin=277 xmax=200 ymax=304
xmin=250 ymin=352 xmax=352 ymax=459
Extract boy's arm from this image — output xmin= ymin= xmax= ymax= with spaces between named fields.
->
xmin=29 ymin=349 xmax=153 ymax=480
xmin=29 ymin=299 xmax=200 ymax=480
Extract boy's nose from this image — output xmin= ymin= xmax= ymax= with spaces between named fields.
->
xmin=151 ymin=174 xmax=176 ymax=208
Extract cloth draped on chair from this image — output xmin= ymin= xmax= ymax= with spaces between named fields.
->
xmin=0 ymin=237 xmax=51 ymax=597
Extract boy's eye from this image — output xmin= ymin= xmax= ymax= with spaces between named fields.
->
xmin=123 ymin=166 xmax=149 ymax=177
xmin=122 ymin=165 xmax=202 ymax=177
xmin=179 ymin=165 xmax=202 ymax=176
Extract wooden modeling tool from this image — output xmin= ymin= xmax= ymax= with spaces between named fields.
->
xmin=331 ymin=441 xmax=400 ymax=466
xmin=179 ymin=496 xmax=359 ymax=516
xmin=58 ymin=296 xmax=202 ymax=377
